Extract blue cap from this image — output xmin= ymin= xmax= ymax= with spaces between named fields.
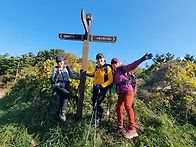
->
xmin=56 ymin=56 xmax=64 ymax=62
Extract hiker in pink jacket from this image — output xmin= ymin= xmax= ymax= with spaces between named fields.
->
xmin=111 ymin=53 xmax=153 ymax=139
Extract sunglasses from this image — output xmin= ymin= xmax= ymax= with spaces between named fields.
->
xmin=111 ymin=61 xmax=118 ymax=64
xmin=56 ymin=61 xmax=63 ymax=63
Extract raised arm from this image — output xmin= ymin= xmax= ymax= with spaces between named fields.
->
xmin=123 ymin=53 xmax=153 ymax=73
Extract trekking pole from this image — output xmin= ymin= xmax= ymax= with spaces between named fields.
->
xmin=93 ymin=89 xmax=100 ymax=147
xmin=85 ymin=90 xmax=100 ymax=145
xmin=107 ymin=86 xmax=113 ymax=120
xmin=85 ymin=102 xmax=97 ymax=144
xmin=90 ymin=99 xmax=97 ymax=126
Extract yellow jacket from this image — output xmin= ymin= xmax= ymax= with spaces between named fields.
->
xmin=86 ymin=64 xmax=113 ymax=88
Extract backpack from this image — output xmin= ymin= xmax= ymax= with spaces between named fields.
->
xmin=51 ymin=65 xmax=71 ymax=90
xmin=119 ymin=66 xmax=137 ymax=89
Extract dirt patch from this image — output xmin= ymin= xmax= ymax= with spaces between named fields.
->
xmin=0 ymin=89 xmax=8 ymax=99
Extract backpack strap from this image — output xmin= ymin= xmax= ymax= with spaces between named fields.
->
xmin=103 ymin=64 xmax=114 ymax=93
xmin=103 ymin=64 xmax=109 ymax=82
xmin=53 ymin=66 xmax=69 ymax=83
xmin=66 ymin=65 xmax=71 ymax=77
xmin=119 ymin=66 xmax=129 ymax=80
xmin=95 ymin=64 xmax=111 ymax=82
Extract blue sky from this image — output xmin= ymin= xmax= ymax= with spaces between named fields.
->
xmin=0 ymin=0 xmax=196 ymax=66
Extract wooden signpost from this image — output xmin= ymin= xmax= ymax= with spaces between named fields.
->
xmin=59 ymin=9 xmax=117 ymax=118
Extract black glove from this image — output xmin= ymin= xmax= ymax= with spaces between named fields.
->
xmin=141 ymin=53 xmax=153 ymax=61
xmin=80 ymin=69 xmax=86 ymax=74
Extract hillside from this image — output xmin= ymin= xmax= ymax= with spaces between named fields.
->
xmin=0 ymin=50 xmax=195 ymax=146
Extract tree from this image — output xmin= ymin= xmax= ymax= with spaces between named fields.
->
xmin=165 ymin=52 xmax=175 ymax=62
xmin=184 ymin=54 xmax=195 ymax=62
xmin=35 ymin=49 xmax=65 ymax=63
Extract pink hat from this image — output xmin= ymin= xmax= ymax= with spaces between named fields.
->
xmin=111 ymin=58 xmax=119 ymax=64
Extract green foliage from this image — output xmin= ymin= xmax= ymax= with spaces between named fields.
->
xmin=0 ymin=124 xmax=35 ymax=147
xmin=135 ymin=100 xmax=196 ymax=147
xmin=0 ymin=51 xmax=195 ymax=146
xmin=184 ymin=54 xmax=196 ymax=63
xmin=35 ymin=49 xmax=65 ymax=63
xmin=0 ymin=55 xmax=19 ymax=84
xmin=139 ymin=59 xmax=196 ymax=125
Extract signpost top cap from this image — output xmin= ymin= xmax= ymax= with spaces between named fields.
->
xmin=96 ymin=53 xmax=104 ymax=59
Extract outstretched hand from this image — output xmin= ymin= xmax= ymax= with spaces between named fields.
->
xmin=142 ymin=53 xmax=153 ymax=61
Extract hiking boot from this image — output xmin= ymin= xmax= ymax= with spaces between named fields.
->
xmin=59 ymin=111 xmax=66 ymax=122
xmin=112 ymin=127 xmax=126 ymax=135
xmin=124 ymin=129 xmax=138 ymax=139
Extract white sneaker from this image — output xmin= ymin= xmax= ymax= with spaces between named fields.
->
xmin=124 ymin=129 xmax=138 ymax=139
xmin=59 ymin=111 xmax=66 ymax=122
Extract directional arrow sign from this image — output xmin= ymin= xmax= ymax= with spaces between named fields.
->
xmin=59 ymin=33 xmax=85 ymax=41
xmin=91 ymin=35 xmax=117 ymax=43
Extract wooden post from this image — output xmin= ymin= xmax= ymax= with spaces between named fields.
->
xmin=77 ymin=12 xmax=92 ymax=118
xmin=58 ymin=9 xmax=116 ymax=118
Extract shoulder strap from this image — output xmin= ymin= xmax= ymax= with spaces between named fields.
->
xmin=103 ymin=64 xmax=111 ymax=82
xmin=104 ymin=64 xmax=108 ymax=75
xmin=95 ymin=64 xmax=109 ymax=81
xmin=66 ymin=65 xmax=71 ymax=76
xmin=119 ymin=66 xmax=129 ymax=79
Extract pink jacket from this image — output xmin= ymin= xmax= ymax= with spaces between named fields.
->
xmin=113 ymin=58 xmax=143 ymax=94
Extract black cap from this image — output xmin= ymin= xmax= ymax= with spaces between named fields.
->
xmin=56 ymin=55 xmax=64 ymax=62
xmin=96 ymin=53 xmax=104 ymax=59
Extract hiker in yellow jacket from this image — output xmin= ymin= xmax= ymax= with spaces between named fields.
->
xmin=86 ymin=53 xmax=113 ymax=120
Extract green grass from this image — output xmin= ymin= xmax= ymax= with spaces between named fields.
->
xmin=0 ymin=124 xmax=35 ymax=147
xmin=0 ymin=83 xmax=195 ymax=147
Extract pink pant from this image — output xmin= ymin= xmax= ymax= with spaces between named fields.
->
xmin=116 ymin=92 xmax=136 ymax=129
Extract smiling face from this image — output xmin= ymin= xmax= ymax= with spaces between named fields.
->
xmin=111 ymin=58 xmax=120 ymax=70
xmin=96 ymin=57 xmax=105 ymax=66
xmin=111 ymin=62 xmax=120 ymax=69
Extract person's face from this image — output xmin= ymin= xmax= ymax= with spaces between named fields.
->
xmin=96 ymin=57 xmax=105 ymax=66
xmin=56 ymin=60 xmax=64 ymax=68
xmin=111 ymin=62 xmax=119 ymax=69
